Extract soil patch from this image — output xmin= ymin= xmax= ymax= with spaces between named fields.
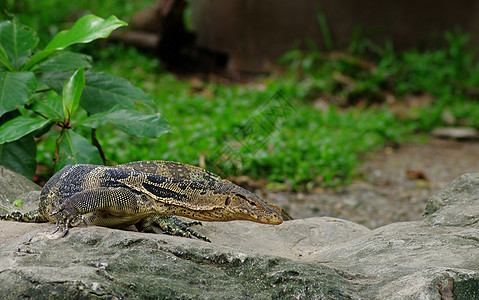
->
xmin=265 ymin=138 xmax=479 ymax=229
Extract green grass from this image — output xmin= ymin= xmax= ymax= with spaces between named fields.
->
xmin=79 ymin=45 xmax=409 ymax=188
xmin=7 ymin=2 xmax=479 ymax=189
xmin=84 ymin=35 xmax=479 ymax=189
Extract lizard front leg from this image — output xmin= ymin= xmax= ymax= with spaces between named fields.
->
xmin=49 ymin=187 xmax=151 ymax=236
xmin=49 ymin=187 xmax=210 ymax=241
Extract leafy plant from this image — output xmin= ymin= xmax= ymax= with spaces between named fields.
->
xmin=0 ymin=15 xmax=169 ymax=178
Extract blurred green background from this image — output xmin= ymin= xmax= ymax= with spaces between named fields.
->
xmin=3 ymin=0 xmax=479 ymax=190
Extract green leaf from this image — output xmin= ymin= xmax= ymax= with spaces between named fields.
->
xmin=84 ymin=71 xmax=155 ymax=113
xmin=37 ymin=70 xmax=71 ymax=91
xmin=82 ymin=107 xmax=169 ymax=138
xmin=0 ymin=115 xmax=50 ymax=144
xmin=31 ymin=97 xmax=64 ymax=121
xmin=22 ymin=15 xmax=125 ymax=71
xmin=21 ymin=48 xmax=57 ymax=72
xmin=0 ymin=71 xmax=37 ymax=118
xmin=0 ymin=21 xmax=39 ymax=70
xmin=35 ymin=51 xmax=92 ymax=73
xmin=62 ymin=67 xmax=84 ymax=119
xmin=0 ymin=134 xmax=37 ymax=179
xmin=13 ymin=199 xmax=23 ymax=207
xmin=57 ymin=130 xmax=103 ymax=170
xmin=41 ymin=70 xmax=154 ymax=114
xmin=46 ymin=15 xmax=126 ymax=51
xmin=0 ymin=44 xmax=13 ymax=71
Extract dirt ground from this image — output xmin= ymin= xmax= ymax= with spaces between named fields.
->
xmin=265 ymin=138 xmax=479 ymax=229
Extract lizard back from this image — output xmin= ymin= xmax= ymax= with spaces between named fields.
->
xmin=40 ymin=164 xmax=283 ymax=226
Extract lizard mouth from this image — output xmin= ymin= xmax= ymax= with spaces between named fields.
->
xmin=252 ymin=214 xmax=283 ymax=225
xmin=175 ymin=207 xmax=283 ymax=225
xmin=234 ymin=208 xmax=283 ymax=225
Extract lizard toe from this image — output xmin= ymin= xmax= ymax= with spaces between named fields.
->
xmin=145 ymin=215 xmax=211 ymax=242
xmin=183 ymin=220 xmax=203 ymax=227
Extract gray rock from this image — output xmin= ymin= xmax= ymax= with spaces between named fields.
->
xmin=431 ymin=127 xmax=479 ymax=140
xmin=0 ymin=227 xmax=360 ymax=299
xmin=424 ymin=173 xmax=479 ymax=223
xmin=0 ymin=165 xmax=41 ymax=214
xmin=0 ymin=168 xmax=478 ymax=299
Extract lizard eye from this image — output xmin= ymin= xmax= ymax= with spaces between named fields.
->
xmin=234 ymin=193 xmax=257 ymax=207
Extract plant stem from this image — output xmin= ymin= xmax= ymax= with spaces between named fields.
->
xmin=35 ymin=88 xmax=52 ymax=93
xmin=91 ymin=128 xmax=106 ymax=165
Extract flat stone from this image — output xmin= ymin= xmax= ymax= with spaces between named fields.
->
xmin=431 ymin=127 xmax=479 ymax=140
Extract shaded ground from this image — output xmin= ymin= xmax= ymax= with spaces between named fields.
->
xmin=265 ymin=138 xmax=479 ymax=229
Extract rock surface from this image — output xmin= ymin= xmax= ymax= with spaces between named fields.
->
xmin=0 ymin=166 xmax=478 ymax=299
xmin=431 ymin=127 xmax=479 ymax=140
xmin=0 ymin=166 xmax=41 ymax=215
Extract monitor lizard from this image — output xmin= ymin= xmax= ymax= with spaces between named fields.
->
xmin=1 ymin=161 xmax=284 ymax=242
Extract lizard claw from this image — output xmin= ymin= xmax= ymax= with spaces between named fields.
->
xmin=49 ymin=204 xmax=85 ymax=237
xmin=51 ymin=214 xmax=71 ymax=237
xmin=79 ymin=215 xmax=88 ymax=227
xmin=51 ymin=223 xmax=69 ymax=237
xmin=50 ymin=207 xmax=66 ymax=235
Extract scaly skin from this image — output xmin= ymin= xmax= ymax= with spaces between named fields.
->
xmin=1 ymin=161 xmax=284 ymax=242
xmin=117 ymin=161 xmax=293 ymax=221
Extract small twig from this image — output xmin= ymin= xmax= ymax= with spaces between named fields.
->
xmin=91 ymin=128 xmax=106 ymax=165
xmin=33 ymin=110 xmax=49 ymax=120
xmin=35 ymin=88 xmax=52 ymax=94
xmin=53 ymin=129 xmax=63 ymax=163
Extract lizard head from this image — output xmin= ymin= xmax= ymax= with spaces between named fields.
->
xmin=222 ymin=186 xmax=283 ymax=225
